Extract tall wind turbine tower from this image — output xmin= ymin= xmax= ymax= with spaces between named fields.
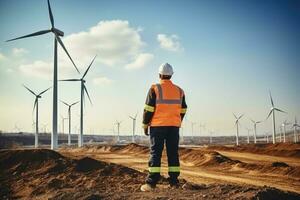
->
xmin=23 ymin=85 xmax=51 ymax=148
xmin=266 ymin=91 xmax=286 ymax=144
xmin=60 ymin=115 xmax=68 ymax=134
xmin=61 ymin=56 xmax=96 ymax=147
xmin=292 ymin=117 xmax=300 ymax=143
xmin=233 ymin=113 xmax=244 ymax=146
xmin=245 ymin=127 xmax=252 ymax=144
xmin=6 ymin=0 xmax=80 ymax=150
xmin=115 ymin=121 xmax=122 ymax=143
xmin=129 ymin=113 xmax=138 ymax=143
xmin=250 ymin=119 xmax=262 ymax=144
xmin=61 ymin=100 xmax=79 ymax=146
xmin=281 ymin=120 xmax=290 ymax=143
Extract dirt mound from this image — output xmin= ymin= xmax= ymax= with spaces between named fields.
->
xmin=180 ymin=148 xmax=240 ymax=167
xmin=1 ymin=149 xmax=300 ymax=199
xmin=75 ymin=157 xmax=107 ymax=172
xmin=114 ymin=143 xmax=149 ymax=154
xmin=253 ymin=186 xmax=300 ymax=200
xmin=208 ymin=143 xmax=300 ymax=158
xmin=0 ymin=149 xmax=64 ymax=172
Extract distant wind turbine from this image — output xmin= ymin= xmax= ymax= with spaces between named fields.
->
xmin=23 ymin=84 xmax=51 ymax=148
xmin=233 ymin=113 xmax=244 ymax=146
xmin=61 ymin=100 xmax=79 ymax=146
xmin=60 ymin=115 xmax=68 ymax=134
xmin=115 ymin=120 xmax=122 ymax=143
xmin=250 ymin=119 xmax=262 ymax=144
xmin=292 ymin=117 xmax=300 ymax=143
xmin=281 ymin=121 xmax=290 ymax=143
xmin=245 ymin=127 xmax=252 ymax=144
xmin=191 ymin=122 xmax=197 ymax=140
xmin=129 ymin=112 xmax=138 ymax=143
xmin=265 ymin=132 xmax=269 ymax=143
xmin=6 ymin=0 xmax=80 ymax=150
xmin=60 ymin=56 xmax=96 ymax=147
xmin=266 ymin=91 xmax=287 ymax=144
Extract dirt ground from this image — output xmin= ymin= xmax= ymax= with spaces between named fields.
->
xmin=1 ymin=143 xmax=300 ymax=199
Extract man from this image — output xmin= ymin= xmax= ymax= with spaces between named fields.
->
xmin=141 ymin=63 xmax=187 ymax=192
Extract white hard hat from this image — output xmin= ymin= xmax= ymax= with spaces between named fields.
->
xmin=159 ymin=63 xmax=174 ymax=76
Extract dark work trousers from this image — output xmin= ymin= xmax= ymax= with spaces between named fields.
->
xmin=146 ymin=126 xmax=180 ymax=185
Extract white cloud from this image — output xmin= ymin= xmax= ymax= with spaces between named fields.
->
xmin=157 ymin=34 xmax=183 ymax=52
xmin=0 ymin=53 xmax=6 ymax=61
xmin=93 ymin=77 xmax=114 ymax=86
xmin=19 ymin=20 xmax=152 ymax=79
xmin=125 ymin=53 xmax=154 ymax=70
xmin=19 ymin=60 xmax=53 ymax=80
xmin=6 ymin=68 xmax=14 ymax=73
xmin=61 ymin=20 xmax=151 ymax=68
xmin=12 ymin=48 xmax=28 ymax=56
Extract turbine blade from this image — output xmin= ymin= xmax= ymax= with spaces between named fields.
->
xmin=38 ymin=87 xmax=51 ymax=96
xmin=59 ymin=79 xmax=81 ymax=81
xmin=71 ymin=101 xmax=79 ymax=106
xmin=266 ymin=110 xmax=273 ymax=120
xmin=257 ymin=121 xmax=262 ymax=124
xmin=47 ymin=0 xmax=54 ymax=28
xmin=83 ymin=84 xmax=92 ymax=105
xmin=6 ymin=30 xmax=51 ymax=42
xmin=33 ymin=98 xmax=38 ymax=114
xmin=275 ymin=108 xmax=287 ymax=114
xmin=269 ymin=91 xmax=274 ymax=107
xmin=23 ymin=84 xmax=37 ymax=96
xmin=55 ymin=35 xmax=80 ymax=74
xmin=135 ymin=112 xmax=138 ymax=118
xmin=233 ymin=113 xmax=238 ymax=119
xmin=238 ymin=114 xmax=244 ymax=120
xmin=60 ymin=100 xmax=69 ymax=107
xmin=82 ymin=55 xmax=97 ymax=79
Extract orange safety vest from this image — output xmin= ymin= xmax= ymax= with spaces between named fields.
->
xmin=150 ymin=80 xmax=183 ymax=127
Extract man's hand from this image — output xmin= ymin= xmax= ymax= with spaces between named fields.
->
xmin=143 ymin=124 xmax=149 ymax=136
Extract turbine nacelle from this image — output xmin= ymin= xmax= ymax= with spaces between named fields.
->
xmin=51 ymin=27 xmax=64 ymax=36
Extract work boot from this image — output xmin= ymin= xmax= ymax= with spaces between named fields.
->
xmin=140 ymin=183 xmax=155 ymax=192
xmin=168 ymin=177 xmax=179 ymax=188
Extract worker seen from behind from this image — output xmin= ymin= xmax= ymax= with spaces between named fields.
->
xmin=141 ymin=63 xmax=187 ymax=191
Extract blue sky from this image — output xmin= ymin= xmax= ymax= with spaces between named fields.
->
xmin=0 ymin=0 xmax=299 ymax=137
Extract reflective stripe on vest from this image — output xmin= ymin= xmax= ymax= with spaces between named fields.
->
xmin=155 ymin=84 xmax=182 ymax=105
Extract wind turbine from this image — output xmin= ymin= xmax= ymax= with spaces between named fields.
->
xmin=6 ymin=0 xmax=80 ymax=150
xmin=23 ymin=84 xmax=51 ymax=148
xmin=60 ymin=56 xmax=96 ymax=147
xmin=266 ymin=91 xmax=287 ymax=144
xmin=265 ymin=132 xmax=269 ymax=143
xmin=292 ymin=117 xmax=300 ymax=143
xmin=281 ymin=120 xmax=290 ymax=143
xmin=129 ymin=112 xmax=138 ymax=143
xmin=60 ymin=115 xmax=68 ymax=134
xmin=191 ymin=122 xmax=197 ymax=141
xmin=245 ymin=127 xmax=252 ymax=144
xmin=61 ymin=100 xmax=79 ymax=146
xmin=42 ymin=123 xmax=48 ymax=133
xmin=250 ymin=119 xmax=262 ymax=144
xmin=115 ymin=120 xmax=122 ymax=143
xmin=233 ymin=113 xmax=244 ymax=146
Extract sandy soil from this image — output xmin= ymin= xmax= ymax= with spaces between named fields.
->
xmin=1 ymin=143 xmax=300 ymax=199
xmin=60 ymin=143 xmax=300 ymax=194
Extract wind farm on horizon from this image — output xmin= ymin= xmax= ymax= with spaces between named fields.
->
xmin=1 ymin=0 xmax=299 ymax=149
